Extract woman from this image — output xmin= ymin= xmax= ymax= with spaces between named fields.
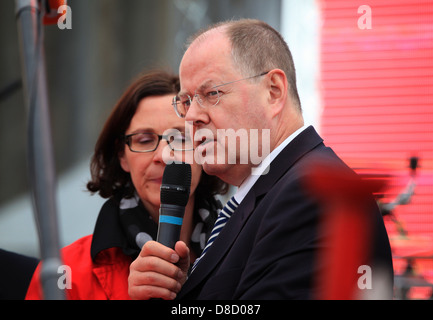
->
xmin=25 ymin=71 xmax=228 ymax=299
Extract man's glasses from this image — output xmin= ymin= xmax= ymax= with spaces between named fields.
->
xmin=124 ymin=132 xmax=194 ymax=153
xmin=172 ymin=71 xmax=269 ymax=118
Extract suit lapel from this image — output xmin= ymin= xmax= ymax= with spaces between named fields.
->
xmin=179 ymin=189 xmax=256 ymax=296
xmin=253 ymin=126 xmax=323 ymax=197
xmin=178 ymin=126 xmax=323 ymax=298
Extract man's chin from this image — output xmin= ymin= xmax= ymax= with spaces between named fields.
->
xmin=202 ymin=162 xmax=252 ymax=186
xmin=201 ymin=161 xmax=231 ymax=179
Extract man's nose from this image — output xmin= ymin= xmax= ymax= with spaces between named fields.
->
xmin=185 ymin=99 xmax=210 ymax=126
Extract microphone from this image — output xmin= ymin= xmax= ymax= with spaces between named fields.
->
xmin=157 ymin=162 xmax=192 ymax=249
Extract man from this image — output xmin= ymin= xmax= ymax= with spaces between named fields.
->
xmin=128 ymin=19 xmax=393 ymax=300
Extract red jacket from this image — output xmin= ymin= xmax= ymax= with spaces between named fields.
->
xmin=25 ymin=194 xmax=219 ymax=299
xmin=25 ymin=235 xmax=132 ymax=300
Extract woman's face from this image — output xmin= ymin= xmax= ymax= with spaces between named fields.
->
xmin=119 ymin=94 xmax=202 ymax=214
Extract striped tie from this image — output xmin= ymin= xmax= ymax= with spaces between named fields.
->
xmin=190 ymin=196 xmax=239 ymax=273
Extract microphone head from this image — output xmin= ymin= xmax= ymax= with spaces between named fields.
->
xmin=160 ymin=162 xmax=191 ymax=207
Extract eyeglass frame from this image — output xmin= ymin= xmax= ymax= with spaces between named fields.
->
xmin=123 ymin=132 xmax=194 ymax=153
xmin=172 ymin=71 xmax=270 ymax=118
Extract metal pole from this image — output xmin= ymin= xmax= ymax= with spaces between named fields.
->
xmin=15 ymin=0 xmax=64 ymax=300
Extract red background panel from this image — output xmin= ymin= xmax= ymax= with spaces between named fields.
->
xmin=318 ymin=0 xmax=433 ymax=298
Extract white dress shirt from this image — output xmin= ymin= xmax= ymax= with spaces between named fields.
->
xmin=234 ymin=125 xmax=309 ymax=204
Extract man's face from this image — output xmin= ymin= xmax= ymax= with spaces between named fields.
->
xmin=179 ymin=29 xmax=270 ymax=185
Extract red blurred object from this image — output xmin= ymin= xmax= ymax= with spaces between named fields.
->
xmin=42 ymin=0 xmax=67 ymax=25
xmin=305 ymin=163 xmax=374 ymax=299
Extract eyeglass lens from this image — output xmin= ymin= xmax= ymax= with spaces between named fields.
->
xmin=127 ymin=132 xmax=193 ymax=152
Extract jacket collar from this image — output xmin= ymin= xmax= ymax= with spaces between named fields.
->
xmin=90 ymin=197 xmax=128 ymax=261
xmin=253 ymin=125 xmax=323 ymax=197
xmin=90 ymin=197 xmax=159 ymax=261
xmin=178 ymin=126 xmax=324 ymax=298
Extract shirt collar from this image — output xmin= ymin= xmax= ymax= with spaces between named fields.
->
xmin=234 ymin=125 xmax=309 ymax=204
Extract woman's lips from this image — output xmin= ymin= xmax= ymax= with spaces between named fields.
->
xmin=149 ymin=177 xmax=163 ymax=184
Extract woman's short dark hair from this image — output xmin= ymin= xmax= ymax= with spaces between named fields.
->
xmin=87 ymin=70 xmax=228 ymax=200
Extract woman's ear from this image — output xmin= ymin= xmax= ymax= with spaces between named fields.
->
xmin=266 ymin=69 xmax=288 ymax=117
xmin=119 ymin=151 xmax=130 ymax=173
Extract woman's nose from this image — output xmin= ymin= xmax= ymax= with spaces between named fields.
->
xmin=152 ymin=139 xmax=173 ymax=164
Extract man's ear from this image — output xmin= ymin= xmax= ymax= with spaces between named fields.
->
xmin=267 ymin=69 xmax=288 ymax=117
xmin=119 ymin=151 xmax=130 ymax=173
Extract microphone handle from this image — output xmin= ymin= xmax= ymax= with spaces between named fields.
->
xmin=157 ymin=203 xmax=185 ymax=249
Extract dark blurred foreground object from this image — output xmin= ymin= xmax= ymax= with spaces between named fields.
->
xmin=0 ymin=249 xmax=39 ymax=299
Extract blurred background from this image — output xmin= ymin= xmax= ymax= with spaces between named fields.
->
xmin=0 ymin=0 xmax=432 ymax=299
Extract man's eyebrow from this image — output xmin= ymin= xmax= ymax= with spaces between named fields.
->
xmin=179 ymin=79 xmax=216 ymax=95
xmin=198 ymin=80 xmax=215 ymax=91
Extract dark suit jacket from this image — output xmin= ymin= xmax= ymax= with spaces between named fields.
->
xmin=178 ymin=126 xmax=393 ymax=299
xmin=0 ymin=249 xmax=39 ymax=299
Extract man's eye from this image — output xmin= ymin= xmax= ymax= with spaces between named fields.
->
xmin=206 ymin=90 xmax=219 ymax=97
xmin=178 ymin=95 xmax=190 ymax=107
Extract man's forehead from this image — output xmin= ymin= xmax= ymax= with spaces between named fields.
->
xmin=179 ymin=74 xmax=218 ymax=95
xmin=190 ymin=25 xmax=228 ymax=49
xmin=179 ymin=64 xmax=237 ymax=95
xmin=179 ymin=35 xmax=233 ymax=93
xmin=181 ymin=28 xmax=230 ymax=69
